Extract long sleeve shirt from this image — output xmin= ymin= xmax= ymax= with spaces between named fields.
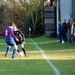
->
xmin=58 ymin=24 xmax=62 ymax=34
xmin=14 ymin=29 xmax=25 ymax=42
xmin=4 ymin=26 xmax=17 ymax=40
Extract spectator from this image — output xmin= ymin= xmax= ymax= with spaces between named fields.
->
xmin=66 ymin=20 xmax=71 ymax=42
xmin=73 ymin=21 xmax=75 ymax=44
xmin=58 ymin=21 xmax=63 ymax=43
xmin=70 ymin=20 xmax=74 ymax=43
xmin=62 ymin=19 xmax=67 ymax=42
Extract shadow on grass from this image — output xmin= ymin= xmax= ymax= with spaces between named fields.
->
xmin=27 ymin=39 xmax=75 ymax=51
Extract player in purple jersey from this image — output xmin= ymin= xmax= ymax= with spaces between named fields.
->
xmin=4 ymin=22 xmax=19 ymax=58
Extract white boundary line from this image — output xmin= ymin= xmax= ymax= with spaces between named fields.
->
xmin=30 ymin=38 xmax=60 ymax=75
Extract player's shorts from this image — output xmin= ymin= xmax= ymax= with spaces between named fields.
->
xmin=5 ymin=38 xmax=16 ymax=46
xmin=15 ymin=40 xmax=22 ymax=45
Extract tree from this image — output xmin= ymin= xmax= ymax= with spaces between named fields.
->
xmin=26 ymin=0 xmax=45 ymax=34
xmin=0 ymin=0 xmax=47 ymax=36
xmin=0 ymin=2 xmax=14 ymax=35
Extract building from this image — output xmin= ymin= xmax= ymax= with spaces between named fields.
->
xmin=45 ymin=0 xmax=75 ymax=37
xmin=54 ymin=0 xmax=75 ymax=34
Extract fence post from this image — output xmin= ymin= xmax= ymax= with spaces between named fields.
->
xmin=29 ymin=27 xmax=31 ymax=38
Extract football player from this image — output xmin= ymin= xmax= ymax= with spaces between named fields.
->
xmin=13 ymin=26 xmax=27 ymax=57
xmin=4 ymin=22 xmax=19 ymax=58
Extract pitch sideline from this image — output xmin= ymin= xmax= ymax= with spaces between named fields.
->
xmin=30 ymin=38 xmax=61 ymax=75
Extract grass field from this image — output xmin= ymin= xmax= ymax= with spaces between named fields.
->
xmin=0 ymin=35 xmax=75 ymax=75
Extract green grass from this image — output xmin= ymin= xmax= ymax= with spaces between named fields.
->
xmin=0 ymin=36 xmax=75 ymax=75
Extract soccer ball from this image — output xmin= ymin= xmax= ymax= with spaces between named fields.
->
xmin=18 ymin=52 xmax=24 ymax=57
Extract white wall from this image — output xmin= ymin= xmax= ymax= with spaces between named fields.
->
xmin=60 ymin=0 xmax=72 ymax=22
xmin=54 ymin=0 xmax=72 ymax=35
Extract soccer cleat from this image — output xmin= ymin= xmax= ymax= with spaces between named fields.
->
xmin=5 ymin=54 xmax=7 ymax=57
xmin=12 ymin=57 xmax=15 ymax=58
xmin=12 ymin=56 xmax=15 ymax=58
xmin=25 ymin=54 xmax=28 ymax=57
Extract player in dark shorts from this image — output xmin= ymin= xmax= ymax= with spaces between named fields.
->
xmin=13 ymin=26 xmax=27 ymax=57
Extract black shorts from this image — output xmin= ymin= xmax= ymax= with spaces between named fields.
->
xmin=15 ymin=40 xmax=22 ymax=45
